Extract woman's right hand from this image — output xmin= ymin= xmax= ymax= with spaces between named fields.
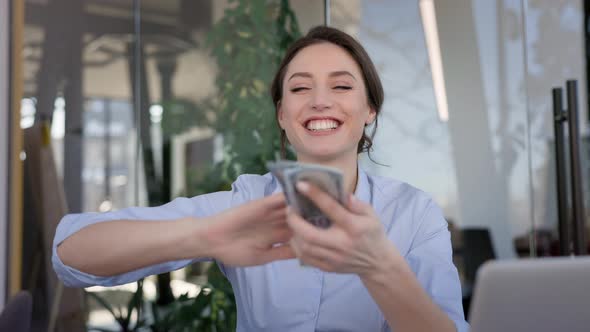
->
xmin=201 ymin=193 xmax=295 ymax=266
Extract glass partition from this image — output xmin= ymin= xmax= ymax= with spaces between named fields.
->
xmin=21 ymin=0 xmax=588 ymax=329
xmin=522 ymin=0 xmax=589 ymax=256
xmin=22 ymin=0 xmax=324 ymax=330
xmin=23 ymin=1 xmax=138 ymax=330
xmin=330 ymin=0 xmax=534 ymax=317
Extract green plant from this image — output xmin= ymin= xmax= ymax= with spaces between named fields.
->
xmin=185 ymin=0 xmax=300 ymax=196
xmin=149 ymin=265 xmax=237 ymax=332
xmin=144 ymin=0 xmax=302 ymax=330
xmin=86 ymin=269 xmax=235 ymax=332
xmin=188 ymin=2 xmax=301 ymax=327
xmin=86 ymin=280 xmax=146 ymax=332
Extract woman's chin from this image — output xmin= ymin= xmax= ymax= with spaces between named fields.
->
xmin=297 ymin=147 xmax=353 ymax=163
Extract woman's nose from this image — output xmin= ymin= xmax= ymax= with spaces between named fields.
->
xmin=310 ymin=87 xmax=333 ymax=111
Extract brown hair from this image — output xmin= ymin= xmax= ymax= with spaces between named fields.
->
xmin=270 ymin=26 xmax=384 ymax=158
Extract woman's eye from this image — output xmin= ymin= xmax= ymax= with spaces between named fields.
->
xmin=334 ymin=86 xmax=352 ymax=90
xmin=291 ymin=87 xmax=309 ymax=93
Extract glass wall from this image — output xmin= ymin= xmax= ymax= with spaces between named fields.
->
xmin=22 ymin=1 xmax=138 ymax=330
xmin=19 ymin=0 xmax=589 ymax=329
xmin=331 ymin=0 xmax=529 ymax=271
xmin=330 ymin=0 xmax=589 ymax=317
xmin=523 ymin=0 xmax=590 ymax=256
xmin=21 ymin=0 xmax=324 ymax=330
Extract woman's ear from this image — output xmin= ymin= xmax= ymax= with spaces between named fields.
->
xmin=366 ymin=108 xmax=376 ymax=125
xmin=277 ymin=101 xmax=285 ymax=129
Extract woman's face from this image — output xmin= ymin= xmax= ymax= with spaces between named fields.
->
xmin=278 ymin=42 xmax=376 ymax=162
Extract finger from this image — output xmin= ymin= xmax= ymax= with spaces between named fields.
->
xmin=265 ymin=224 xmax=293 ymax=244
xmin=278 ymin=225 xmax=294 ymax=242
xmin=347 ymin=194 xmax=372 ymax=216
xmin=229 ymin=196 xmax=285 ymax=224
xmin=289 ymin=237 xmax=303 ymax=257
xmin=259 ymin=244 xmax=296 ymax=264
xmin=296 ymin=181 xmax=351 ymax=228
xmin=286 ymin=210 xmax=343 ymax=250
xmin=241 ymin=203 xmax=286 ymax=228
xmin=251 ymin=193 xmax=287 ymax=212
xmin=265 ymin=192 xmax=287 ymax=207
xmin=266 ymin=207 xmax=288 ymax=222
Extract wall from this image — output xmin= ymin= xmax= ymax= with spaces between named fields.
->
xmin=331 ymin=0 xmax=527 ymax=259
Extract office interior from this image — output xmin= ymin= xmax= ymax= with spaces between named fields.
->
xmin=1 ymin=0 xmax=589 ymax=331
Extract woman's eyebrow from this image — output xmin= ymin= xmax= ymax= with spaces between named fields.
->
xmin=287 ymin=71 xmax=357 ymax=81
xmin=288 ymin=72 xmax=312 ymax=81
xmin=329 ymin=71 xmax=356 ymax=81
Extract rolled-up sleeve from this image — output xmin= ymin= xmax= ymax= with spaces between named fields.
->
xmin=52 ymin=192 xmax=232 ymax=288
xmin=405 ymin=200 xmax=470 ymax=332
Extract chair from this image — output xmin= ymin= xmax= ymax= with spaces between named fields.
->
xmin=462 ymin=228 xmax=496 ymax=284
xmin=460 ymin=228 xmax=496 ymax=320
xmin=0 ymin=290 xmax=33 ymax=332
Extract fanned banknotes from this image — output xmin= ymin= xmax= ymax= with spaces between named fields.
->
xmin=267 ymin=161 xmax=344 ymax=228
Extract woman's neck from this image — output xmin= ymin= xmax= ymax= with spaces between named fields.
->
xmin=297 ymin=153 xmax=359 ymax=195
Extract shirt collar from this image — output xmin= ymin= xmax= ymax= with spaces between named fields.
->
xmin=269 ymin=165 xmax=372 ymax=202
xmin=354 ymin=166 xmax=372 ymax=203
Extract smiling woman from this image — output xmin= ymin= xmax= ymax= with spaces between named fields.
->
xmin=53 ymin=26 xmax=468 ymax=332
xmin=277 ymin=43 xmax=376 ymax=156
xmin=271 ymin=27 xmax=383 ymax=162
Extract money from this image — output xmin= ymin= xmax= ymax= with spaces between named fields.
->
xmin=267 ymin=160 xmax=345 ymax=228
xmin=267 ymin=160 xmax=300 ymax=206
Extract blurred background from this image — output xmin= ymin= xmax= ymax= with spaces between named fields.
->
xmin=1 ymin=0 xmax=589 ymax=331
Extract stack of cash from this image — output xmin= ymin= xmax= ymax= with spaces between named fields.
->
xmin=267 ymin=160 xmax=345 ymax=228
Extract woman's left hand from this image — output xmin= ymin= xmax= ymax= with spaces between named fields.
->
xmin=287 ymin=181 xmax=404 ymax=277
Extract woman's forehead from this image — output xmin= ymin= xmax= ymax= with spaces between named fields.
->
xmin=285 ymin=43 xmax=363 ymax=78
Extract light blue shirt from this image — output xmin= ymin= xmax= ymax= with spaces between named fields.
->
xmin=53 ymin=167 xmax=469 ymax=332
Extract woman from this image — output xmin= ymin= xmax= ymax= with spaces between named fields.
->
xmin=54 ymin=26 xmax=469 ymax=332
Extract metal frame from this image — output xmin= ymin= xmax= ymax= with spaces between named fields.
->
xmin=324 ymin=0 xmax=330 ymax=26
xmin=0 ymin=0 xmax=10 ymax=310
xmin=552 ymin=80 xmax=588 ymax=256
xmin=8 ymin=0 xmax=24 ymax=299
xmin=553 ymin=88 xmax=570 ymax=255
xmin=566 ymin=80 xmax=587 ymax=255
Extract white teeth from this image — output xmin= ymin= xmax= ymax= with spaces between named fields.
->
xmin=306 ymin=119 xmax=339 ymax=131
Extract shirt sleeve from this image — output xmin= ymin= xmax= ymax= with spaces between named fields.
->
xmin=52 ymin=187 xmax=239 ymax=288
xmin=404 ymin=200 xmax=470 ymax=332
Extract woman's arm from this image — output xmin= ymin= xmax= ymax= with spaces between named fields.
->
xmin=286 ymin=182 xmax=466 ymax=332
xmin=57 ymin=217 xmax=207 ymax=277
xmin=54 ymin=193 xmax=294 ymax=287
xmin=359 ymin=243 xmax=457 ymax=332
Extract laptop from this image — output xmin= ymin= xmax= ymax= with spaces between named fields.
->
xmin=469 ymin=256 xmax=590 ymax=332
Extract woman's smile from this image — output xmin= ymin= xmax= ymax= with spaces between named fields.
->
xmin=303 ymin=116 xmax=342 ymax=135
